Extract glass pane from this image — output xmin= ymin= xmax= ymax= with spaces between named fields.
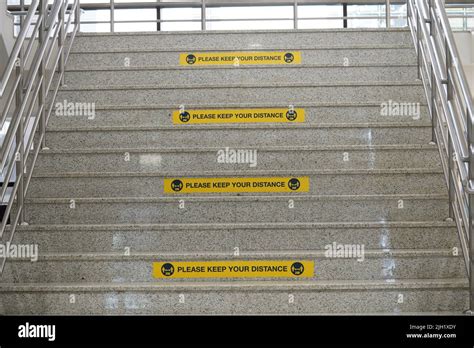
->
xmin=298 ymin=5 xmax=343 ymax=29
xmin=206 ymin=6 xmax=293 ymax=30
xmin=161 ymin=8 xmax=201 ymax=31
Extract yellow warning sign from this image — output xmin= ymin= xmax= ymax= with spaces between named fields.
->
xmin=153 ymin=260 xmax=314 ymax=279
xmin=172 ymin=108 xmax=305 ymax=124
xmin=164 ymin=177 xmax=310 ymax=194
xmin=179 ymin=51 xmax=302 ymax=66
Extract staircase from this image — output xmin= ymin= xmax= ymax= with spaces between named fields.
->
xmin=0 ymin=28 xmax=469 ymax=314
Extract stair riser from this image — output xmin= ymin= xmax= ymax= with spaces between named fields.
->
xmin=0 ymin=289 xmax=467 ymax=314
xmin=33 ymin=149 xmax=440 ymax=173
xmin=2 ymin=257 xmax=464 ymax=283
xmin=67 ymin=48 xmax=417 ymax=69
xmin=63 ymin=66 xmax=419 ymax=87
xmin=46 ymin=106 xmax=430 ymax=128
xmin=71 ymin=31 xmax=413 ymax=52
xmin=11 ymin=226 xmax=459 ymax=253
xmin=23 ymin=198 xmax=449 ymax=225
xmin=55 ymin=85 xmax=425 ymax=105
xmin=43 ymin=127 xmax=433 ymax=149
xmin=27 ymin=174 xmax=446 ymax=198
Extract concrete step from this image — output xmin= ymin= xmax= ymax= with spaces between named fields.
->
xmin=54 ymin=82 xmax=425 ymax=105
xmin=67 ymin=46 xmax=418 ymax=69
xmin=22 ymin=194 xmax=449 ymax=225
xmin=9 ymin=221 xmax=459 ymax=253
xmin=71 ymin=29 xmax=413 ymax=53
xmin=0 ymin=279 xmax=467 ymax=315
xmin=46 ymin=104 xmax=430 ymax=128
xmin=61 ymin=65 xmax=419 ymax=87
xmin=33 ymin=145 xmax=440 ymax=173
xmin=42 ymin=124 xmax=433 ymax=149
xmin=27 ymin=170 xmax=446 ymax=198
xmin=1 ymin=250 xmax=465 ymax=283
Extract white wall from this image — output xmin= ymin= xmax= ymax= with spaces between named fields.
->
xmin=454 ymin=31 xmax=474 ymax=98
xmin=0 ymin=1 xmax=15 ymax=72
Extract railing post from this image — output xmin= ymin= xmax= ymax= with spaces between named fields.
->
xmin=429 ymin=0 xmax=436 ymax=143
xmin=59 ymin=0 xmax=65 ymax=86
xmin=293 ymin=0 xmax=298 ymax=30
xmin=14 ymin=59 xmax=25 ymax=225
xmin=468 ymin=109 xmax=474 ymax=313
xmin=417 ymin=8 xmax=421 ymax=79
xmin=386 ymin=0 xmax=391 ymax=28
xmin=111 ymin=0 xmax=115 ymax=33
xmin=76 ymin=0 xmax=81 ymax=32
xmin=39 ymin=0 xmax=47 ymax=150
xmin=202 ymin=0 xmax=206 ymax=31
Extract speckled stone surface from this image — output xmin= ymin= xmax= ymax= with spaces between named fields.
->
xmin=0 ymin=280 xmax=468 ymax=315
xmin=9 ymin=222 xmax=459 ymax=253
xmin=67 ymin=47 xmax=417 ymax=69
xmin=27 ymin=171 xmax=446 ymax=198
xmin=55 ymin=83 xmax=425 ymax=105
xmin=71 ymin=29 xmax=413 ymax=52
xmin=62 ymin=66 xmax=420 ymax=87
xmin=1 ymin=250 xmax=466 ymax=283
xmin=43 ymin=125 xmax=433 ymax=149
xmin=22 ymin=195 xmax=449 ymax=225
xmin=33 ymin=145 xmax=440 ymax=173
xmin=47 ymin=104 xmax=430 ymax=128
xmin=1 ymin=28 xmax=468 ymax=315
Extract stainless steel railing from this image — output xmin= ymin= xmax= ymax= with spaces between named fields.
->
xmin=0 ymin=0 xmax=80 ymax=272
xmin=407 ymin=0 xmax=474 ymax=312
xmin=9 ymin=0 xmax=402 ymax=32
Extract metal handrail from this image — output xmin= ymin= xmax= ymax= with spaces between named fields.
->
xmin=0 ymin=0 xmax=81 ymax=273
xmin=407 ymin=0 xmax=474 ymax=312
xmin=10 ymin=0 xmax=401 ymax=32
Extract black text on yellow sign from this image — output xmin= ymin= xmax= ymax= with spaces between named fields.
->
xmin=164 ymin=177 xmax=310 ymax=194
xmin=153 ymin=260 xmax=314 ymax=279
xmin=180 ymin=51 xmax=302 ymax=66
xmin=173 ymin=108 xmax=305 ymax=124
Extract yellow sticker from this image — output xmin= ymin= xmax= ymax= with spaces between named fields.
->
xmin=153 ymin=260 xmax=314 ymax=279
xmin=179 ymin=51 xmax=302 ymax=66
xmin=164 ymin=177 xmax=310 ymax=194
xmin=172 ymin=108 xmax=305 ymax=124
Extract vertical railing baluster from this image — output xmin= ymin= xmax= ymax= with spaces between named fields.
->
xmin=294 ymin=0 xmax=298 ymax=30
xmin=76 ymin=0 xmax=81 ymax=32
xmin=386 ymin=0 xmax=391 ymax=28
xmin=111 ymin=0 xmax=115 ymax=33
xmin=202 ymin=0 xmax=206 ymax=31
xmin=14 ymin=60 xmax=25 ymax=224
xmin=39 ymin=0 xmax=47 ymax=150
xmin=59 ymin=0 xmax=65 ymax=86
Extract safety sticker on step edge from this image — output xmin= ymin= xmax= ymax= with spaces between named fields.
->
xmin=173 ymin=108 xmax=305 ymax=124
xmin=164 ymin=177 xmax=310 ymax=194
xmin=153 ymin=260 xmax=314 ymax=279
xmin=179 ymin=51 xmax=302 ymax=66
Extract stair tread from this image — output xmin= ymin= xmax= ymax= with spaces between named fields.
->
xmin=31 ymin=169 xmax=445 ymax=178
xmin=38 ymin=144 xmax=439 ymax=154
xmin=66 ymin=63 xmax=419 ymax=72
xmin=45 ymin=122 xmax=432 ymax=132
xmin=11 ymin=220 xmax=458 ymax=232
xmin=0 ymin=278 xmax=467 ymax=292
xmin=58 ymin=80 xmax=423 ymax=91
xmin=5 ymin=249 xmax=462 ymax=261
